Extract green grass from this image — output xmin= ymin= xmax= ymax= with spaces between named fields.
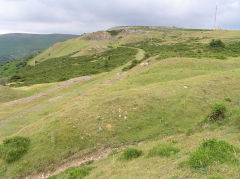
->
xmin=1 ymin=27 xmax=240 ymax=178
xmin=48 ymin=166 xmax=93 ymax=179
xmin=189 ymin=139 xmax=239 ymax=169
xmin=147 ymin=143 xmax=180 ymax=157
xmin=207 ymin=176 xmax=225 ymax=179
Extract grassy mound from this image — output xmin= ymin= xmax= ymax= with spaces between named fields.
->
xmin=189 ymin=138 xmax=239 ymax=169
xmin=147 ymin=144 xmax=180 ymax=157
xmin=0 ymin=136 xmax=30 ymax=163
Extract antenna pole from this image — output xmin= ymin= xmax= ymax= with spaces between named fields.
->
xmin=214 ymin=4 xmax=218 ymax=29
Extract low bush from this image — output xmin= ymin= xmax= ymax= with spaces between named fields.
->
xmin=119 ymin=148 xmax=142 ymax=160
xmin=208 ymin=102 xmax=227 ymax=122
xmin=209 ymin=39 xmax=225 ymax=48
xmin=147 ymin=144 xmax=180 ymax=157
xmin=224 ymin=97 xmax=232 ymax=102
xmin=189 ymin=138 xmax=239 ymax=169
xmin=68 ymin=167 xmax=93 ymax=179
xmin=0 ymin=136 xmax=30 ymax=163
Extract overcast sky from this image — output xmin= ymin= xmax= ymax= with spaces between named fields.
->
xmin=0 ymin=0 xmax=240 ymax=34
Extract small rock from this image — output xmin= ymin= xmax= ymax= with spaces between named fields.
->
xmin=106 ymin=124 xmax=112 ymax=130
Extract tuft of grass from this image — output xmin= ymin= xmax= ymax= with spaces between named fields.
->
xmin=119 ymin=148 xmax=143 ymax=161
xmin=224 ymin=97 xmax=232 ymax=102
xmin=178 ymin=161 xmax=188 ymax=169
xmin=147 ymin=144 xmax=180 ymax=157
xmin=67 ymin=167 xmax=93 ymax=179
xmin=0 ymin=136 xmax=30 ymax=163
xmin=189 ymin=138 xmax=239 ymax=169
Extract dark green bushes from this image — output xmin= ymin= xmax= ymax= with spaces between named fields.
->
xmin=209 ymin=39 xmax=225 ymax=48
xmin=147 ymin=144 xmax=180 ymax=157
xmin=119 ymin=148 xmax=142 ymax=160
xmin=189 ymin=139 xmax=239 ymax=169
xmin=0 ymin=136 xmax=30 ymax=163
xmin=9 ymin=47 xmax=137 ymax=86
xmin=107 ymin=30 xmax=122 ymax=36
xmin=126 ymin=40 xmax=240 ymax=61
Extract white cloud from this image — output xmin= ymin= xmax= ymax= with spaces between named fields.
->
xmin=0 ymin=0 xmax=239 ymax=34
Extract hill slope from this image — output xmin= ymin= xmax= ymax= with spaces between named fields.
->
xmin=1 ymin=27 xmax=240 ymax=179
xmin=0 ymin=33 xmax=78 ymax=64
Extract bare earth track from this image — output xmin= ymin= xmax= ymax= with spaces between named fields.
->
xmin=5 ymin=76 xmax=91 ymax=106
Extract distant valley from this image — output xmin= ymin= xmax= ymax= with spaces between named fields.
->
xmin=0 ymin=33 xmax=78 ymax=64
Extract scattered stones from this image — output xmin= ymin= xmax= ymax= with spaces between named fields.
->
xmin=140 ymin=62 xmax=149 ymax=66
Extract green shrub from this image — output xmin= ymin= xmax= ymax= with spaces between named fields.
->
xmin=207 ymin=176 xmax=224 ymax=179
xmin=208 ymin=102 xmax=227 ymax=122
xmin=0 ymin=136 xmax=30 ymax=163
xmin=209 ymin=39 xmax=225 ymax=48
xmin=147 ymin=144 xmax=180 ymax=157
xmin=119 ymin=148 xmax=142 ymax=160
xmin=224 ymin=97 xmax=232 ymax=102
xmin=189 ymin=138 xmax=238 ymax=169
xmin=68 ymin=167 xmax=92 ymax=179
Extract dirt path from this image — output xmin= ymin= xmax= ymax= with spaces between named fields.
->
xmin=26 ymin=147 xmax=116 ymax=179
xmin=5 ymin=76 xmax=91 ymax=106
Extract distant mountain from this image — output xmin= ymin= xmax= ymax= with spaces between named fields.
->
xmin=0 ymin=33 xmax=78 ymax=64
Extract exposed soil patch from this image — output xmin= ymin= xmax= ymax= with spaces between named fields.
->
xmin=82 ymin=31 xmax=112 ymax=41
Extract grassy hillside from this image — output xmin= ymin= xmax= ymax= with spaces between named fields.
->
xmin=1 ymin=27 xmax=240 ymax=178
xmin=0 ymin=33 xmax=78 ymax=64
